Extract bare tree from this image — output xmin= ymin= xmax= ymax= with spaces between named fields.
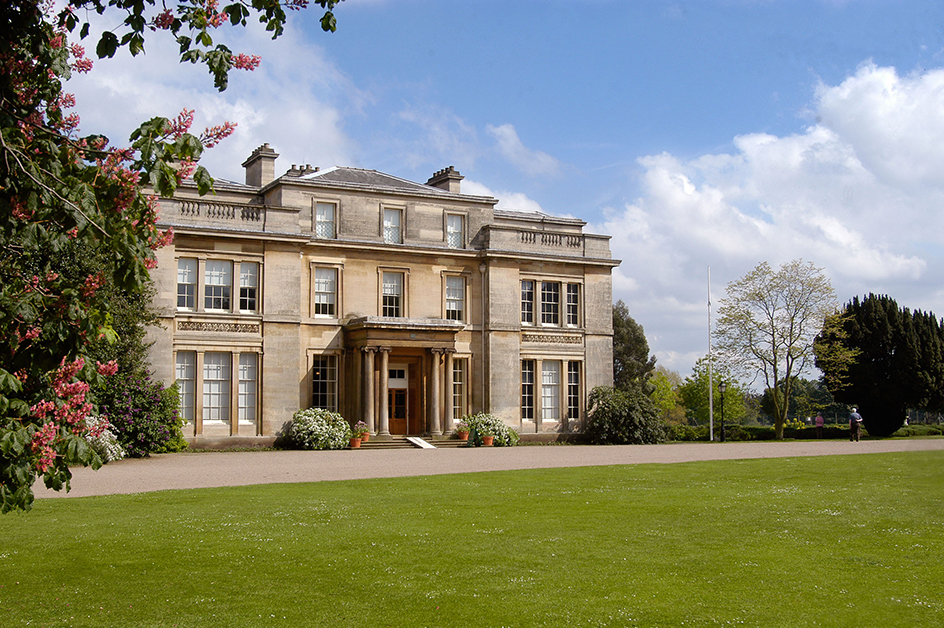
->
xmin=715 ymin=260 xmax=837 ymax=439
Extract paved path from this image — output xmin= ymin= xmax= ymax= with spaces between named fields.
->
xmin=34 ymin=438 xmax=944 ymax=499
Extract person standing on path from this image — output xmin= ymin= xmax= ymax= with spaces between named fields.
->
xmin=849 ymin=408 xmax=863 ymax=441
xmin=815 ymin=413 xmax=825 ymax=439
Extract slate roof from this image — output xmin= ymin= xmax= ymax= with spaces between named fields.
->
xmin=296 ymin=166 xmax=462 ymax=198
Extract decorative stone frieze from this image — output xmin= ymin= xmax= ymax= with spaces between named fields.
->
xmin=521 ymin=333 xmax=582 ymax=345
xmin=177 ymin=321 xmax=260 ymax=333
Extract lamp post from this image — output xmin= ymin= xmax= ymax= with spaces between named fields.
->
xmin=718 ymin=380 xmax=727 ymax=443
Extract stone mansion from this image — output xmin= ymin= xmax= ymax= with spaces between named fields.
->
xmin=147 ymin=144 xmax=618 ymax=443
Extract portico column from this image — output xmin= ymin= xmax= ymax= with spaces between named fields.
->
xmin=444 ymin=350 xmax=455 ymax=433
xmin=429 ymin=348 xmax=443 ymax=435
xmin=378 ymin=348 xmax=390 ymax=436
xmin=362 ymin=348 xmax=375 ymax=433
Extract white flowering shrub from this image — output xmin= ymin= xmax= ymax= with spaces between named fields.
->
xmin=83 ymin=415 xmax=127 ymax=463
xmin=286 ymin=408 xmax=352 ymax=450
xmin=461 ymin=412 xmax=519 ymax=447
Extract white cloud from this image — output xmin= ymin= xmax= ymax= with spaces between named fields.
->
xmin=486 ymin=124 xmax=561 ymax=177
xmin=598 ymin=63 xmax=944 ymax=376
xmin=65 ymin=16 xmax=361 ymax=182
xmin=462 ymin=180 xmax=547 ymax=214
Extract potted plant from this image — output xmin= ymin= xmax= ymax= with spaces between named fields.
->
xmin=353 ymin=420 xmax=370 ymax=443
xmin=455 ymin=421 xmax=470 ymax=441
xmin=478 ymin=425 xmax=495 ymax=447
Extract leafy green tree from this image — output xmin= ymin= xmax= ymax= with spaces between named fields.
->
xmin=715 ymin=259 xmax=837 ymax=439
xmin=613 ymin=300 xmax=656 ymax=392
xmin=584 ymin=386 xmax=666 ymax=445
xmin=815 ymin=294 xmax=944 ymax=436
xmin=0 ymin=0 xmax=342 ymax=512
xmin=677 ymin=357 xmax=745 ymax=432
xmin=650 ymin=366 xmax=684 ymax=422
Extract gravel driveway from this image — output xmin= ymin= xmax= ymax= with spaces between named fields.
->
xmin=34 ymin=438 xmax=944 ymax=499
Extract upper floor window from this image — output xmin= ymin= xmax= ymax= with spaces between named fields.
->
xmin=239 ymin=262 xmax=258 ymax=312
xmin=314 ymin=268 xmax=337 ymax=317
xmin=177 ymin=258 xmax=196 ymax=309
xmin=383 ymin=208 xmax=402 ymax=244
xmin=446 ymin=214 xmax=464 ymax=248
xmin=541 ymin=281 xmax=560 ymax=325
xmin=382 ymin=271 xmax=404 ymax=317
xmin=315 ymin=202 xmax=336 ymax=239
xmin=566 ymin=283 xmax=580 ymax=326
xmin=205 ymin=260 xmax=232 ymax=311
xmin=521 ymin=280 xmax=534 ymax=324
xmin=445 ymin=276 xmax=465 ymax=321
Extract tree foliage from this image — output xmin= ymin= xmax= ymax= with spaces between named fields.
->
xmin=677 ymin=356 xmax=746 ymax=431
xmin=715 ymin=260 xmax=837 ymax=439
xmin=815 ymin=294 xmax=944 ymax=437
xmin=1 ymin=0 xmax=340 ymax=511
xmin=613 ymin=300 xmax=656 ymax=392
xmin=584 ymin=386 xmax=666 ymax=445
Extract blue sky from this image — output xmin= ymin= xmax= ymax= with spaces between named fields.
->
xmin=68 ymin=0 xmax=944 ymax=379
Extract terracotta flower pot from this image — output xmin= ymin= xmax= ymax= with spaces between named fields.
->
xmin=456 ymin=431 xmax=469 ymax=441
xmin=349 ymin=437 xmax=362 ymax=448
xmin=361 ymin=432 xmax=370 ymax=443
xmin=482 ymin=435 xmax=494 ymax=447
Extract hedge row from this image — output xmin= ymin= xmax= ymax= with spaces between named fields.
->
xmin=669 ymin=422 xmax=944 ymax=441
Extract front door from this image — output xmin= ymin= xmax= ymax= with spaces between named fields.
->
xmin=389 ymin=388 xmax=408 ymax=434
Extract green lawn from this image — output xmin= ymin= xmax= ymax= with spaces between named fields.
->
xmin=2 ymin=451 xmax=943 ymax=627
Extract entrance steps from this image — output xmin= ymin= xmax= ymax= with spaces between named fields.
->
xmin=356 ymin=435 xmax=471 ymax=450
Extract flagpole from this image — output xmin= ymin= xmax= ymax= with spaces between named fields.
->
xmin=707 ymin=266 xmax=714 ymax=441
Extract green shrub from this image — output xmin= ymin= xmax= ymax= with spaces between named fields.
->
xmin=285 ymin=408 xmax=352 ymax=450
xmin=96 ymin=373 xmax=187 ymax=457
xmin=461 ymin=412 xmax=519 ymax=447
xmin=892 ymin=424 xmax=944 ymax=437
xmin=585 ymin=386 xmax=667 ymax=445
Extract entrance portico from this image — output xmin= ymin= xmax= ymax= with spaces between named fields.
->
xmin=345 ymin=317 xmax=464 ymax=437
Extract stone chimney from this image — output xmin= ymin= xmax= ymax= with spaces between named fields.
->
xmin=426 ymin=166 xmax=463 ymax=194
xmin=241 ymin=143 xmax=279 ymax=187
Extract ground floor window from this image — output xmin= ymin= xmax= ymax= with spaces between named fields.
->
xmin=521 ymin=360 xmax=535 ymax=420
xmin=238 ymin=353 xmax=257 ymax=424
xmin=567 ymin=361 xmax=581 ymax=422
xmin=542 ymin=361 xmax=561 ymax=422
xmin=176 ymin=351 xmax=196 ymax=423
xmin=203 ymin=352 xmax=231 ymax=423
xmin=452 ymin=358 xmax=467 ymax=421
xmin=312 ymin=355 xmax=338 ymax=411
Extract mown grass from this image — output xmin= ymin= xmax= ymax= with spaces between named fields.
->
xmin=2 ymin=451 xmax=943 ymax=627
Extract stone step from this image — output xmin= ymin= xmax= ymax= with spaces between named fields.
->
xmin=353 ymin=436 xmax=472 ymax=450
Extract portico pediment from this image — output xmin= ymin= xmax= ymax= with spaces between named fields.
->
xmin=343 ymin=316 xmax=464 ymax=349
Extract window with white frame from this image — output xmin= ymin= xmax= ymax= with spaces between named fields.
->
xmin=315 ymin=202 xmax=337 ymax=239
xmin=446 ymin=213 xmax=464 ymax=248
xmin=542 ymin=361 xmax=561 ymax=422
xmin=521 ymin=280 xmax=535 ymax=324
xmin=239 ymin=262 xmax=259 ymax=312
xmin=175 ymin=351 xmax=196 ymax=423
xmin=314 ymin=268 xmax=337 ymax=317
xmin=177 ymin=258 xmax=196 ymax=309
xmin=204 ymin=260 xmax=232 ymax=311
xmin=312 ymin=355 xmax=338 ymax=411
xmin=203 ymin=352 xmax=231 ymax=423
xmin=566 ymin=283 xmax=580 ymax=326
xmin=541 ymin=281 xmax=560 ymax=325
xmin=238 ymin=353 xmax=257 ymax=425
xmin=567 ymin=361 xmax=581 ymax=422
xmin=521 ymin=360 xmax=535 ymax=421
xmin=452 ymin=358 xmax=467 ymax=421
xmin=445 ymin=276 xmax=465 ymax=321
xmin=382 ymin=271 xmax=404 ymax=317
xmin=383 ymin=207 xmax=402 ymax=244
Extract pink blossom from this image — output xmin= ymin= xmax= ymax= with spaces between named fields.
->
xmin=153 ymin=9 xmax=175 ymax=30
xmin=231 ymin=53 xmax=261 ymax=71
xmin=96 ymin=360 xmax=119 ymax=377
